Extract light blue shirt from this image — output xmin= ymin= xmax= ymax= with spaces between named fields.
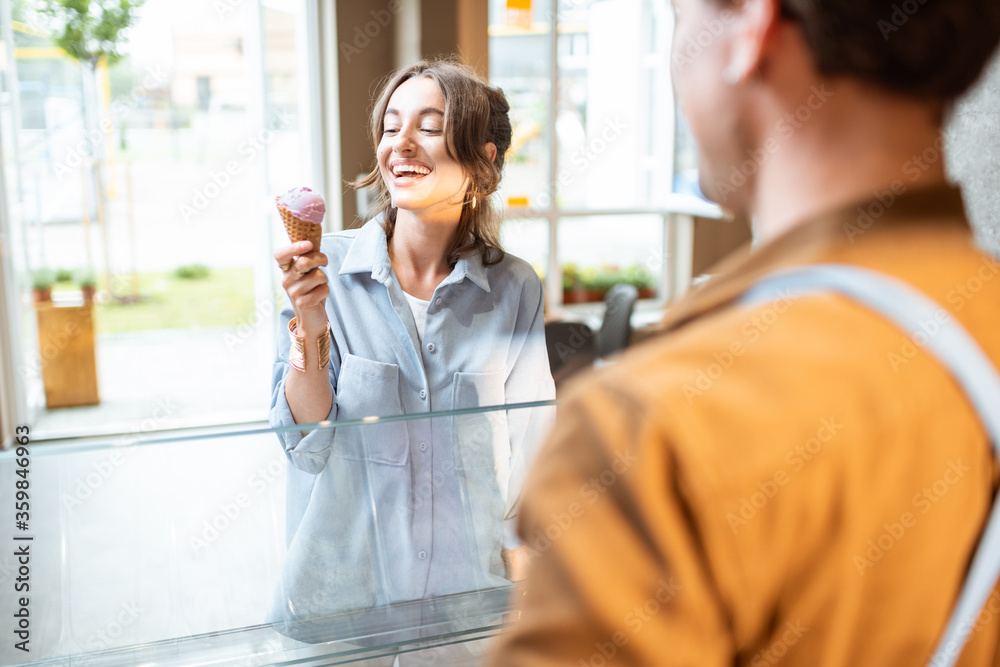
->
xmin=267 ymin=216 xmax=556 ymax=628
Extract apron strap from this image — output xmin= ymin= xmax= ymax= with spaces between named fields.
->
xmin=740 ymin=263 xmax=1000 ymax=667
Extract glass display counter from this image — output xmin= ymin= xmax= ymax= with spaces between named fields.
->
xmin=0 ymin=400 xmax=556 ymax=666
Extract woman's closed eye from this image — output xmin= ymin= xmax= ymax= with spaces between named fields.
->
xmin=382 ymin=127 xmax=440 ymax=135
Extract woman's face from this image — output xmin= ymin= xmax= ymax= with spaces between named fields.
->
xmin=378 ymin=76 xmax=467 ymax=219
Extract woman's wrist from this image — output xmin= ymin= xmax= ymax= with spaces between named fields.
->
xmin=292 ymin=311 xmax=330 ymax=340
xmin=288 ymin=317 xmax=331 ymax=371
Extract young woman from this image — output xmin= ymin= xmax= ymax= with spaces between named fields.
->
xmin=267 ymin=60 xmax=555 ymax=636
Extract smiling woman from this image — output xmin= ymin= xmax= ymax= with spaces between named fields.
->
xmin=267 ymin=60 xmax=555 ymax=663
xmin=356 ymin=60 xmax=513 ymax=280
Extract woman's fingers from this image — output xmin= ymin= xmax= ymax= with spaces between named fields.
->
xmin=285 ymin=264 xmax=327 ymax=292
xmin=291 ymin=251 xmax=329 ymax=276
xmin=277 ymin=240 xmax=331 ymax=316
xmin=294 ymin=285 xmax=330 ymax=316
xmin=285 ymin=272 xmax=329 ymax=317
xmin=275 ymin=242 xmax=328 ymax=277
xmin=274 ymin=240 xmax=313 ymax=267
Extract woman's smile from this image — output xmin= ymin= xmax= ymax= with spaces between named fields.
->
xmin=389 ymin=159 xmax=434 ymax=186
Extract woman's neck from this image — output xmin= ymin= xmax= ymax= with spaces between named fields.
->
xmin=388 ymin=208 xmax=459 ymax=299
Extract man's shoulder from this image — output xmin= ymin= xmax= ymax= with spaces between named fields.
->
xmin=564 ymin=293 xmax=888 ymax=428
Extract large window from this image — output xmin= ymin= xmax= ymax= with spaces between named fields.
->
xmin=0 ymin=0 xmax=323 ymax=438
xmin=489 ymin=0 xmax=720 ymax=310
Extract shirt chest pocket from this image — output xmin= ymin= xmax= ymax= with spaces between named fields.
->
xmin=333 ymin=354 xmax=409 ymax=466
xmin=451 ymin=370 xmax=510 ymax=471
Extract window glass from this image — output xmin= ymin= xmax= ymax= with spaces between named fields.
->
xmin=558 ymin=214 xmax=662 ymax=304
xmin=1 ymin=0 xmax=315 ymax=435
xmin=489 ymin=0 xmax=681 ymax=306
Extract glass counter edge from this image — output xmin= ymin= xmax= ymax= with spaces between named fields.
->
xmin=15 ymin=585 xmax=519 ymax=667
xmin=0 ymin=399 xmax=561 ymax=459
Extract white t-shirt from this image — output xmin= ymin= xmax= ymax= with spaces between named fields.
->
xmin=402 ymin=290 xmax=430 ymax=342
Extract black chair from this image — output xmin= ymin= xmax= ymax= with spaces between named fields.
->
xmin=545 ymin=321 xmax=596 ymax=387
xmin=595 ymin=283 xmax=638 ymax=359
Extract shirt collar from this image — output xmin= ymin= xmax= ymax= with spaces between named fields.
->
xmin=658 ymin=183 xmax=971 ymax=333
xmin=338 ymin=216 xmax=392 ymax=280
xmin=338 ymin=214 xmax=492 ymax=293
xmin=441 ymin=253 xmax=491 ymax=293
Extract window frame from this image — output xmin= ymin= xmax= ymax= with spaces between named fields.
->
xmin=492 ymin=0 xmax=728 ymax=313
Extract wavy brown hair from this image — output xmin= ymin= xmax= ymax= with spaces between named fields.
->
xmin=352 ymin=59 xmax=512 ymax=268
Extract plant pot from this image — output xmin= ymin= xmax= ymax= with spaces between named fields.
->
xmin=563 ymin=288 xmax=606 ymax=304
xmin=81 ymin=286 xmax=96 ymax=303
xmin=32 ymin=287 xmax=52 ymax=303
xmin=637 ymin=288 xmax=656 ymax=300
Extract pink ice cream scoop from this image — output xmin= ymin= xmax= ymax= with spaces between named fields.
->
xmin=276 ymin=187 xmax=325 ymax=252
xmin=277 ymin=186 xmax=326 ymax=224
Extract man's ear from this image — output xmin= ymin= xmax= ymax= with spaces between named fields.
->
xmin=726 ymin=0 xmax=780 ymax=83
xmin=484 ymin=141 xmax=498 ymax=163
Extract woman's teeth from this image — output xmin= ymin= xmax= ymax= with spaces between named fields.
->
xmin=393 ymin=165 xmax=431 ymax=176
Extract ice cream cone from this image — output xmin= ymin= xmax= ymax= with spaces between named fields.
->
xmin=276 ymin=196 xmax=323 ymax=252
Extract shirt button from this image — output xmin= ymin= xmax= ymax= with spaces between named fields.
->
xmin=419 ymin=389 xmax=427 ymax=399
xmin=419 ymin=441 xmax=428 ymax=452
xmin=418 ymin=550 xmax=427 ymax=560
xmin=426 ymin=343 xmax=435 ymax=353
xmin=435 ymin=297 xmax=442 ymax=305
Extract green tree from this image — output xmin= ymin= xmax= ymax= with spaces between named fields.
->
xmin=33 ymin=0 xmax=145 ymax=295
xmin=34 ymin=0 xmax=144 ymax=69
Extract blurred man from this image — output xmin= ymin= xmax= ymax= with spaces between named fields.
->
xmin=491 ymin=0 xmax=1000 ymax=664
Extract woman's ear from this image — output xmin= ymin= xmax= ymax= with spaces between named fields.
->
xmin=484 ymin=141 xmax=498 ymax=163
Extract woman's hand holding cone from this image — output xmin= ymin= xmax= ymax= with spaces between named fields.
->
xmin=275 ymin=240 xmax=329 ymax=338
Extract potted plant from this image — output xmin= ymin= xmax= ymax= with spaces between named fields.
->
xmin=76 ymin=269 xmax=97 ymax=303
xmin=621 ymin=264 xmax=656 ymax=299
xmin=31 ymin=269 xmax=54 ymax=303
xmin=562 ymin=263 xmax=587 ymax=304
xmin=575 ymin=266 xmax=604 ymax=303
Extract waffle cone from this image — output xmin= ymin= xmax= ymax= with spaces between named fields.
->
xmin=276 ymin=196 xmax=323 ymax=252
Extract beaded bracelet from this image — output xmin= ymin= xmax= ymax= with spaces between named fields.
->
xmin=288 ymin=317 xmax=331 ymax=371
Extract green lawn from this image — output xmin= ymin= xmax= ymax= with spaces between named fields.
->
xmin=53 ymin=268 xmax=260 ymax=335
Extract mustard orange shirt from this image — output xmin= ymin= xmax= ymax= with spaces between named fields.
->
xmin=492 ymin=184 xmax=1000 ymax=666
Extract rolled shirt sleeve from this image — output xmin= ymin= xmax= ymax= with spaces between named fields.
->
xmin=268 ymin=294 xmax=340 ymax=475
